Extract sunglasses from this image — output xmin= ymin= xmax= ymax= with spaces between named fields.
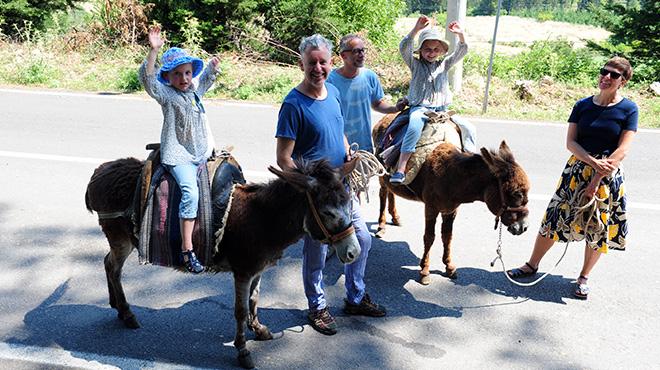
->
xmin=600 ymin=68 xmax=622 ymax=79
xmin=342 ymin=48 xmax=367 ymax=55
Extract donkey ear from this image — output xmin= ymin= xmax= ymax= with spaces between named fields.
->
xmin=268 ymin=165 xmax=314 ymax=192
xmin=480 ymin=147 xmax=502 ymax=175
xmin=498 ymin=140 xmax=515 ymax=163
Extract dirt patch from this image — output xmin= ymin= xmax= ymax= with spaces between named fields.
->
xmin=395 ymin=15 xmax=611 ymax=54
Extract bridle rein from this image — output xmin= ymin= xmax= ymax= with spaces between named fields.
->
xmin=493 ymin=177 xmax=528 ymax=229
xmin=305 ymin=191 xmax=355 ymax=244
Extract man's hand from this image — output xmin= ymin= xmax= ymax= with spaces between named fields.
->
xmin=395 ymin=96 xmax=408 ymax=111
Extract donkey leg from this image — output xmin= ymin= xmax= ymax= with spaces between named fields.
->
xmin=440 ymin=211 xmax=458 ymax=279
xmin=247 ymin=274 xmax=273 ymax=341
xmin=375 ymin=181 xmax=389 ymax=238
xmin=234 ymin=274 xmax=255 ymax=369
xmin=388 ymin=190 xmax=402 ymax=226
xmin=101 ymin=219 xmax=140 ymax=329
xmin=419 ymin=205 xmax=439 ymax=285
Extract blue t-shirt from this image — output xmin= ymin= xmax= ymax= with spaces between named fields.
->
xmin=276 ymin=84 xmax=346 ymax=168
xmin=568 ymin=96 xmax=638 ymax=155
xmin=327 ymin=68 xmax=384 ymax=152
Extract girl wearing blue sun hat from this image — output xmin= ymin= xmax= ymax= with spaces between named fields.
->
xmin=139 ymin=25 xmax=221 ymax=273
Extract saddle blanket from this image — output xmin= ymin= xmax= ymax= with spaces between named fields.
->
xmin=137 ymin=153 xmax=245 ymax=270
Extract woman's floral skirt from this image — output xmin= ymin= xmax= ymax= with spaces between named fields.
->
xmin=539 ymin=155 xmax=627 ymax=253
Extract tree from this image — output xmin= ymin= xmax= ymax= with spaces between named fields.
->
xmin=0 ymin=0 xmax=80 ymax=37
xmin=604 ymin=0 xmax=659 ymax=82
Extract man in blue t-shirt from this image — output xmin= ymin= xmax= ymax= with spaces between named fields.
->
xmin=275 ymin=34 xmax=386 ymax=337
xmin=327 ymin=34 xmax=406 ymax=153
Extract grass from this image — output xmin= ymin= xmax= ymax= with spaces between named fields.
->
xmin=0 ymin=38 xmax=658 ymax=128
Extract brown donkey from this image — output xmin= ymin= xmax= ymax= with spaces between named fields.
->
xmin=85 ymin=158 xmax=360 ymax=369
xmin=373 ymin=117 xmax=530 ymax=285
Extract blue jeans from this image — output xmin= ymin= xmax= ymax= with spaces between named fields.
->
xmin=165 ymin=162 xmax=200 ymax=219
xmin=302 ymin=194 xmax=371 ymax=310
xmin=401 ymin=105 xmax=477 ymax=153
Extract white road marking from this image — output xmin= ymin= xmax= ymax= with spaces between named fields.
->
xmin=0 ymin=342 xmax=216 ymax=370
xmin=2 ymin=88 xmax=657 ymax=133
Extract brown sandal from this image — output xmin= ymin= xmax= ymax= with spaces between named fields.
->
xmin=507 ymin=262 xmax=538 ymax=279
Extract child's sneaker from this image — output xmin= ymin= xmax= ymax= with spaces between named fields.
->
xmin=181 ymin=251 xmax=204 ymax=273
xmin=389 ymin=172 xmax=405 ymax=184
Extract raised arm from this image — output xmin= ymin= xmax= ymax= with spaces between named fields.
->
xmin=197 ymin=56 xmax=221 ymax=96
xmin=139 ymin=25 xmax=167 ymax=103
xmin=146 ymin=26 xmax=164 ymax=77
xmin=442 ymin=21 xmax=468 ymax=69
xmin=399 ymin=15 xmax=432 ymax=67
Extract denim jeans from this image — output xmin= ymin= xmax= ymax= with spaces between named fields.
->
xmin=165 ymin=162 xmax=200 ymax=219
xmin=302 ymin=193 xmax=372 ymax=310
xmin=401 ymin=105 xmax=477 ymax=153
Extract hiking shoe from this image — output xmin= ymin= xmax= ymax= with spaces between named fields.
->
xmin=389 ymin=172 xmax=405 ymax=184
xmin=181 ymin=251 xmax=204 ymax=273
xmin=344 ymin=294 xmax=386 ymax=317
xmin=307 ymin=308 xmax=337 ymax=335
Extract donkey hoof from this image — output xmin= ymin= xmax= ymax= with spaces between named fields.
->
xmin=419 ymin=274 xmax=431 ymax=285
xmin=119 ymin=313 xmax=140 ymax=329
xmin=391 ymin=217 xmax=402 ymax=226
xmin=238 ymin=349 xmax=255 ymax=369
xmin=255 ymin=327 xmax=273 ymax=341
xmin=445 ymin=270 xmax=458 ymax=280
xmin=374 ymin=228 xmax=386 ymax=238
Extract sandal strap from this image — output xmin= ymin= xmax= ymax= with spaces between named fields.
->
xmin=524 ymin=262 xmax=538 ymax=273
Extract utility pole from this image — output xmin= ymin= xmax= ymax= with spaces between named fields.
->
xmin=446 ymin=0 xmax=467 ymax=93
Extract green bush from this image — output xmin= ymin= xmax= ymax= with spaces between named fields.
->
xmin=116 ymin=67 xmax=141 ymax=92
xmin=17 ymin=58 xmax=58 ymax=85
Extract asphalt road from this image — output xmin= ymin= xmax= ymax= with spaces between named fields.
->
xmin=1 ymin=88 xmax=659 ymax=369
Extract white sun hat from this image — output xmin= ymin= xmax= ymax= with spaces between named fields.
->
xmin=414 ymin=27 xmax=449 ymax=53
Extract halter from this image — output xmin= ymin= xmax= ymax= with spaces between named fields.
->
xmin=493 ymin=177 xmax=528 ymax=230
xmin=305 ymin=191 xmax=355 ymax=244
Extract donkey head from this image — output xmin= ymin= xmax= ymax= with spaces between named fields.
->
xmin=481 ymin=141 xmax=530 ymax=235
xmin=268 ymin=159 xmax=360 ymax=264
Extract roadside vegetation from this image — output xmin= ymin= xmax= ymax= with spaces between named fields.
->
xmin=0 ymin=0 xmax=657 ymax=126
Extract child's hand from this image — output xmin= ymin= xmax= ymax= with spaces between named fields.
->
xmin=209 ymin=56 xmax=220 ymax=71
xmin=447 ymin=21 xmax=463 ymax=35
xmin=414 ymin=15 xmax=433 ymax=31
xmin=148 ymin=25 xmax=165 ymax=50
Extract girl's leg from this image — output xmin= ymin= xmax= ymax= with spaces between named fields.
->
xmin=167 ymin=162 xmax=203 ymax=272
xmin=395 ymin=106 xmax=428 ymax=175
xmin=449 ymin=115 xmax=477 ymax=153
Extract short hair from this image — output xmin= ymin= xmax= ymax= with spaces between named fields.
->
xmin=299 ymin=34 xmax=333 ymax=57
xmin=605 ymin=56 xmax=633 ymax=81
xmin=339 ymin=34 xmax=363 ymax=53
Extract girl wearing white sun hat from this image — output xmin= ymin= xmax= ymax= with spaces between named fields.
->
xmin=389 ymin=15 xmax=477 ymax=184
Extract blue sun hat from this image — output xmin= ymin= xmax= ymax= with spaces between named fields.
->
xmin=157 ymin=47 xmax=204 ymax=85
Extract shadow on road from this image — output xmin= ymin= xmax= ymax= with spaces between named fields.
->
xmin=7 ymin=280 xmax=312 ymax=369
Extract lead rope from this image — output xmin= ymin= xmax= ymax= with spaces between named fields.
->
xmin=346 ymin=143 xmax=386 ymax=203
xmin=492 ymin=187 xmax=607 ymax=287
xmin=490 ymin=222 xmax=569 ymax=287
